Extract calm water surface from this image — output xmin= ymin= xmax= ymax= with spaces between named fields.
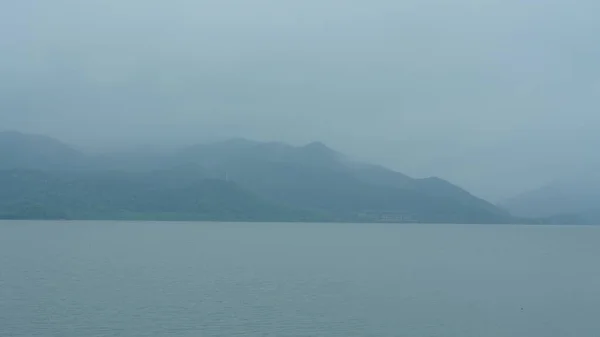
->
xmin=1 ymin=221 xmax=599 ymax=337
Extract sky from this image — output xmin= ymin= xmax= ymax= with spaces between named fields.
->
xmin=1 ymin=0 xmax=599 ymax=201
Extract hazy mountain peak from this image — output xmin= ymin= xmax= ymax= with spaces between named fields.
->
xmin=299 ymin=141 xmax=339 ymax=155
xmin=303 ymin=141 xmax=329 ymax=150
xmin=501 ymin=173 xmax=600 ymax=222
xmin=0 ymin=130 xmax=84 ymax=170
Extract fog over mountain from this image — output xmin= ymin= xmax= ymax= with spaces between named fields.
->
xmin=501 ymin=170 xmax=600 ymax=224
xmin=2 ymin=0 xmax=599 ymax=201
xmin=0 ymin=131 xmax=516 ymax=223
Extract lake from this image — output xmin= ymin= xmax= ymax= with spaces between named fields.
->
xmin=1 ymin=221 xmax=599 ymax=336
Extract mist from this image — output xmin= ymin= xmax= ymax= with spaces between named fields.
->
xmin=1 ymin=0 xmax=599 ymax=200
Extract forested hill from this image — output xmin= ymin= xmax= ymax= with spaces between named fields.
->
xmin=0 ymin=131 xmax=518 ymax=224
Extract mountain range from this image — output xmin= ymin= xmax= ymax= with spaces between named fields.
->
xmin=0 ymin=130 xmax=538 ymax=224
xmin=501 ymin=173 xmax=600 ymax=225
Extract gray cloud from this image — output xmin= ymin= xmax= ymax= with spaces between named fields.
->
xmin=1 ymin=0 xmax=599 ymax=200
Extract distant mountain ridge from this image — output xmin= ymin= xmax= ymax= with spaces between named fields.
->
xmin=172 ymin=137 xmax=510 ymax=222
xmin=0 ymin=130 xmax=517 ymax=223
xmin=501 ymin=174 xmax=600 ymax=224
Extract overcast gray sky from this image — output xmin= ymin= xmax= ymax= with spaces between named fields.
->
xmin=1 ymin=0 xmax=599 ymax=200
